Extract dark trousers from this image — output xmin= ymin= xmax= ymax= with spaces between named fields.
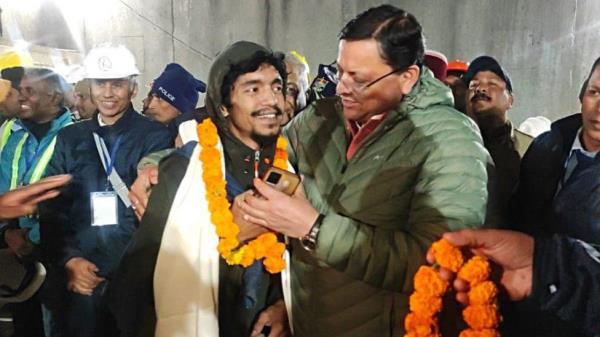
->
xmin=8 ymin=294 xmax=44 ymax=337
xmin=64 ymin=282 xmax=119 ymax=337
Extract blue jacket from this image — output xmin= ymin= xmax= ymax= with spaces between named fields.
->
xmin=0 ymin=109 xmax=73 ymax=243
xmin=39 ymin=106 xmax=173 ymax=277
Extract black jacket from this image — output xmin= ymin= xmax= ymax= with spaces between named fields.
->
xmin=39 ymin=106 xmax=173 ymax=276
xmin=511 ymin=113 xmax=582 ymax=235
xmin=510 ymin=113 xmax=597 ymax=337
xmin=533 ymin=235 xmax=600 ymax=337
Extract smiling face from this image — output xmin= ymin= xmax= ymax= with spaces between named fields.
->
xmin=18 ymin=74 xmax=60 ymax=123
xmin=580 ymin=65 xmax=600 ymax=152
xmin=335 ymin=38 xmax=418 ymax=124
xmin=90 ymin=78 xmax=136 ymax=125
xmin=222 ymin=63 xmax=285 ymax=150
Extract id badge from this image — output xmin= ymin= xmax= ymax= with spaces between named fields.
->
xmin=91 ymin=192 xmax=118 ymax=226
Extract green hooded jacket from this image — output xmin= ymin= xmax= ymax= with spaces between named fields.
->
xmin=284 ymin=69 xmax=489 ymax=337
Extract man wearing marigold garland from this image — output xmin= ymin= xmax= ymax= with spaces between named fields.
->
xmin=109 ymin=41 xmax=291 ymax=337
xmin=238 ymin=5 xmax=490 ymax=337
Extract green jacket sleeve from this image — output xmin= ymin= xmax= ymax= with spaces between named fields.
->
xmin=293 ymin=113 xmax=489 ymax=293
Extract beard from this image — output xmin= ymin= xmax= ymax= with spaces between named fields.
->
xmin=251 ymin=133 xmax=278 ymax=147
xmin=249 ymin=106 xmax=283 ymax=146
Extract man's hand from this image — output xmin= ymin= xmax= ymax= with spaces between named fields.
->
xmin=231 ymin=190 xmax=269 ymax=242
xmin=427 ymin=229 xmax=534 ymax=303
xmin=0 ymin=174 xmax=72 ymax=221
xmin=251 ymin=299 xmax=291 ymax=337
xmin=4 ymin=228 xmax=34 ymax=257
xmin=65 ymin=257 xmax=105 ymax=296
xmin=240 ymin=178 xmax=319 ymax=238
xmin=129 ymin=166 xmax=159 ymax=221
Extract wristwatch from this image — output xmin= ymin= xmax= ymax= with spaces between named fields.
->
xmin=300 ymin=213 xmax=325 ymax=251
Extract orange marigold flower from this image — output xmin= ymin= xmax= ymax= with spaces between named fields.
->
xmin=238 ymin=246 xmax=256 ymax=267
xmin=431 ymin=239 xmax=464 ymax=273
xmin=276 ymin=136 xmax=288 ymax=150
xmin=217 ymin=237 xmax=239 ymax=256
xmin=211 ymin=209 xmax=234 ymax=227
xmin=468 ymin=281 xmax=498 ymax=305
xmin=409 ymin=292 xmax=443 ymax=317
xmin=414 ymin=266 xmax=449 ymax=297
xmin=458 ymin=329 xmax=500 ymax=337
xmin=200 ymin=147 xmax=221 ymax=162
xmin=215 ymin=221 xmax=239 ymax=239
xmin=197 ymin=120 xmax=218 ymax=149
xmin=225 ymin=247 xmax=246 ymax=266
xmin=248 ymin=233 xmax=278 ymax=258
xmin=265 ymin=241 xmax=286 ymax=258
xmin=207 ymin=197 xmax=230 ymax=213
xmin=264 ymin=256 xmax=285 ymax=274
xmin=463 ymin=304 xmax=502 ymax=330
xmin=273 ymin=159 xmax=288 ymax=170
xmin=404 ymin=312 xmax=438 ymax=334
xmin=458 ymin=256 xmax=490 ymax=286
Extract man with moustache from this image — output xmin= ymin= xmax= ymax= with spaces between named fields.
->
xmin=464 ymin=56 xmax=532 ymax=220
xmin=237 ymin=5 xmax=489 ymax=337
xmin=38 ymin=45 xmax=172 ymax=337
xmin=509 ymin=56 xmax=600 ymax=337
xmin=109 ymin=41 xmax=290 ymax=337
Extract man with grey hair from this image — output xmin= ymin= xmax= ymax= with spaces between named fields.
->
xmin=38 ymin=45 xmax=173 ymax=337
xmin=282 ymin=51 xmax=310 ymax=125
xmin=0 ymin=67 xmax=73 ymax=337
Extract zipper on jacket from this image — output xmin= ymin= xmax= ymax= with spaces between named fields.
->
xmin=254 ymin=150 xmax=260 ymax=179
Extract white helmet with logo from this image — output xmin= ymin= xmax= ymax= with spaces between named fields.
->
xmin=83 ymin=44 xmax=139 ymax=79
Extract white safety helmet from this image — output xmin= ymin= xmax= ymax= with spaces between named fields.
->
xmin=83 ymin=44 xmax=139 ymax=79
xmin=0 ymin=249 xmax=46 ymax=307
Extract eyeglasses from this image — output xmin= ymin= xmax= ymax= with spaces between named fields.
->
xmin=332 ymin=66 xmax=403 ymax=94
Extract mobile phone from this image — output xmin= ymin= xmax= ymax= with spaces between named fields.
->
xmin=262 ymin=166 xmax=300 ymax=196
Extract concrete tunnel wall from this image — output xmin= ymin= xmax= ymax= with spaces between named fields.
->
xmin=1 ymin=0 xmax=599 ymax=125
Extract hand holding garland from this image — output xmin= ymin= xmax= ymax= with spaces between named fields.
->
xmin=405 ymin=236 xmax=505 ymax=337
xmin=427 ymin=229 xmax=534 ymax=303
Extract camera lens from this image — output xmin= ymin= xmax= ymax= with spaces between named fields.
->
xmin=266 ymin=172 xmax=282 ymax=185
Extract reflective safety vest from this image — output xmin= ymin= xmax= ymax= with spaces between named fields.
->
xmin=9 ymin=133 xmax=58 ymax=190
xmin=0 ymin=118 xmax=15 ymax=153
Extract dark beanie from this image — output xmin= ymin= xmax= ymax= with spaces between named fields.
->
xmin=464 ymin=56 xmax=513 ymax=92
xmin=1 ymin=67 xmax=25 ymax=89
xmin=151 ymin=63 xmax=206 ymax=114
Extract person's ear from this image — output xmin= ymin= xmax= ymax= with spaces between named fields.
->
xmin=398 ymin=65 xmax=420 ymax=95
xmin=220 ymin=105 xmax=230 ymax=118
xmin=507 ymin=92 xmax=514 ymax=109
xmin=130 ymin=82 xmax=139 ymax=99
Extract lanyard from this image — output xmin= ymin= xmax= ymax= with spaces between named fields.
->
xmin=94 ymin=133 xmax=123 ymax=177
xmin=92 ymin=132 xmax=131 ymax=208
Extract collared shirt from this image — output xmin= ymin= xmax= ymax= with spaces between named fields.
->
xmin=98 ymin=113 xmax=107 ymax=127
xmin=558 ymin=127 xmax=598 ymax=193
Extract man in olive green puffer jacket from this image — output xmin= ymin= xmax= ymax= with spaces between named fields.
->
xmin=238 ymin=5 xmax=490 ymax=337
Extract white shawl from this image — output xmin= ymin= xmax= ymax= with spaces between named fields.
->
xmin=153 ymin=133 xmax=292 ymax=337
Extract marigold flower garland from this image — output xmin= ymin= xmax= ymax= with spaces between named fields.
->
xmin=197 ymin=118 xmax=287 ymax=273
xmin=405 ymin=239 xmax=502 ymax=337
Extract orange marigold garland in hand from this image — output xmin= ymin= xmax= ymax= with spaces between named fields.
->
xmin=197 ymin=118 xmax=287 ymax=273
xmin=404 ymin=239 xmax=502 ymax=337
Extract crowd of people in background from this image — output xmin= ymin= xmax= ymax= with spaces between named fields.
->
xmin=0 ymin=4 xmax=598 ymax=337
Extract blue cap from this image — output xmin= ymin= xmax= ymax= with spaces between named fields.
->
xmin=464 ymin=56 xmax=513 ymax=92
xmin=151 ymin=63 xmax=206 ymax=114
